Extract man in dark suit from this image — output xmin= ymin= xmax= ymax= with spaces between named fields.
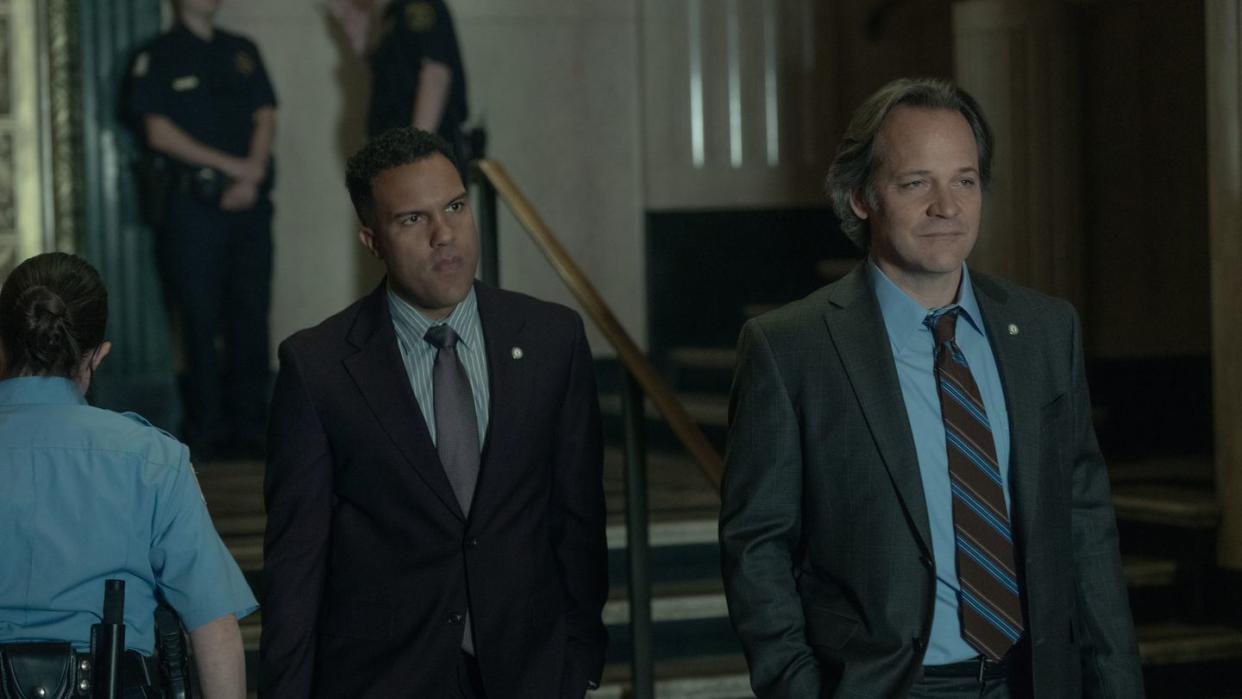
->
xmin=719 ymin=78 xmax=1144 ymax=697
xmin=261 ymin=127 xmax=608 ymax=697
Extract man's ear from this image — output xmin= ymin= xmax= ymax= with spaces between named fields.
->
xmin=849 ymin=189 xmax=871 ymax=221
xmin=358 ymin=227 xmax=383 ymax=259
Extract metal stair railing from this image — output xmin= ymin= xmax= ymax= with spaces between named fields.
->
xmin=471 ymin=159 xmax=724 ymax=699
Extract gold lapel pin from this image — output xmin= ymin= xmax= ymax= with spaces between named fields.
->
xmin=1008 ymin=323 xmax=1019 ymax=336
xmin=511 ymin=347 xmax=524 ymax=359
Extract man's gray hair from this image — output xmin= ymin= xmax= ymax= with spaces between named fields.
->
xmin=825 ymin=78 xmax=994 ymax=250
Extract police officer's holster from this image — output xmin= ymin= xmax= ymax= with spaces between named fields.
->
xmin=0 ymin=605 xmax=192 ymax=698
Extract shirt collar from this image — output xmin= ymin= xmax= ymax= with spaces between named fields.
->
xmin=868 ymin=257 xmax=986 ymax=353
xmin=387 ymin=284 xmax=482 ymax=351
xmin=0 ymin=376 xmax=87 ymax=407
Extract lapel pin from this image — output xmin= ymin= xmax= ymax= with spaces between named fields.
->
xmin=511 ymin=347 xmax=524 ymax=359
xmin=1008 ymin=323 xmax=1019 ymax=336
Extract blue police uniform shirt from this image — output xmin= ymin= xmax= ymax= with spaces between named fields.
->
xmin=869 ymin=259 xmax=1013 ymax=665
xmin=0 ymin=376 xmax=257 ymax=655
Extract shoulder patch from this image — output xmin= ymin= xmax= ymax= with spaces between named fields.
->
xmin=235 ymin=50 xmax=256 ymax=77
xmin=133 ymin=52 xmax=149 ymax=77
xmin=406 ymin=1 xmax=437 ymax=32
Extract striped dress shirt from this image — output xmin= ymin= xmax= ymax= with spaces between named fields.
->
xmin=387 ymin=286 xmax=490 ymax=447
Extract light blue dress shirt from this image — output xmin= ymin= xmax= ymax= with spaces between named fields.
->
xmin=388 ymin=285 xmax=490 ymax=446
xmin=0 ymin=376 xmax=257 ymax=655
xmin=869 ymin=260 xmax=1013 ymax=665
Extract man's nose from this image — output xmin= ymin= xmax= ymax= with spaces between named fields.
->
xmin=928 ymin=183 xmax=960 ymax=218
xmin=429 ymin=216 xmax=454 ymax=246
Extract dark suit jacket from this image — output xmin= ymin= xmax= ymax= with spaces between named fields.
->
xmin=260 ymin=281 xmax=608 ymax=698
xmin=719 ymin=265 xmax=1144 ymax=698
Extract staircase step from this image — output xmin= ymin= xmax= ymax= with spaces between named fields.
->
xmin=241 ymin=612 xmax=260 ymax=651
xmin=597 ymin=654 xmax=752 ymax=698
xmin=214 ymin=513 xmax=266 ymax=538
xmin=600 ymin=391 xmax=730 ymax=428
xmin=227 ymin=534 xmax=264 ymax=573
xmin=1137 ymin=623 xmax=1242 ymax=665
xmin=607 ymin=517 xmax=717 ymax=549
xmin=1121 ymin=555 xmax=1178 ymax=589
xmin=604 ymin=584 xmax=728 ymax=626
xmin=667 ymin=347 xmax=737 ymax=373
xmin=602 ymin=449 xmax=721 ymax=524
xmin=1112 ymin=484 xmax=1220 ymax=529
xmin=1109 ymin=456 xmax=1214 ymax=486
xmin=607 ymin=519 xmax=718 ymax=589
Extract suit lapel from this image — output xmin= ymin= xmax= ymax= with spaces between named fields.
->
xmin=823 ymin=266 xmax=933 ymax=556
xmin=468 ymin=282 xmax=533 ymax=523
xmin=343 ymin=283 xmax=466 ymax=521
xmin=972 ymin=275 xmax=1042 ymax=545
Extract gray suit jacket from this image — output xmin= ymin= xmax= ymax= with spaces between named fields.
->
xmin=719 ymin=264 xmax=1143 ymax=698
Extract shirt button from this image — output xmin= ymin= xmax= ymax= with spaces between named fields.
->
xmin=449 ymin=613 xmax=464 ymax=625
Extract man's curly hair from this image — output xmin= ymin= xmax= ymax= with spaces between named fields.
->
xmin=345 ymin=127 xmax=458 ymax=227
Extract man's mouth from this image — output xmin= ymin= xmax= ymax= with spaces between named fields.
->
xmin=433 ymin=256 xmax=463 ymax=273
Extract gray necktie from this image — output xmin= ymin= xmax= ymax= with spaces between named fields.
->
xmin=425 ymin=324 xmax=481 ymax=515
xmin=425 ymin=323 xmax=480 ymax=654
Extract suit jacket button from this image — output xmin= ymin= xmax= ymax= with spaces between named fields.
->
xmin=467 ymin=538 xmax=480 ymax=549
xmin=920 ymin=555 xmax=934 ymax=571
xmin=913 ymin=636 xmax=926 ymax=651
xmin=449 ymin=613 xmax=464 ymax=625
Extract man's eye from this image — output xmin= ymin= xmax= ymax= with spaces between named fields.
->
xmin=900 ymin=180 xmax=925 ymax=190
xmin=447 ymin=201 xmax=464 ymax=213
xmin=400 ymin=214 xmax=421 ymax=225
xmin=959 ymin=178 xmax=977 ymax=187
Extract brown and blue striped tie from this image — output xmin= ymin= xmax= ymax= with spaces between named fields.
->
xmin=926 ymin=308 xmax=1024 ymax=661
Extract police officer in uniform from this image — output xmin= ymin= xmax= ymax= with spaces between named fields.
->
xmin=329 ymin=0 xmax=468 ymax=159
xmin=0 ymin=252 xmax=257 ymax=698
xmin=127 ymin=0 xmax=277 ymax=458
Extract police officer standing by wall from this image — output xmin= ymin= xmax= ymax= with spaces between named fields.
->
xmin=329 ymin=0 xmax=469 ymax=157
xmin=128 ymin=0 xmax=277 ymax=458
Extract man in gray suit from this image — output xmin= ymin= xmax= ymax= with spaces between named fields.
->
xmin=719 ymin=78 xmax=1143 ymax=698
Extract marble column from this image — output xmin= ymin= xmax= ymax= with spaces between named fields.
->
xmin=952 ymin=0 xmax=1085 ymax=313
xmin=1206 ymin=0 xmax=1242 ymax=571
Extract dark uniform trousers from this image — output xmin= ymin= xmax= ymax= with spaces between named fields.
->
xmin=158 ymin=190 xmax=272 ymax=447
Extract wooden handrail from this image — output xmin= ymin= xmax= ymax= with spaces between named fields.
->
xmin=476 ymin=159 xmax=723 ymax=491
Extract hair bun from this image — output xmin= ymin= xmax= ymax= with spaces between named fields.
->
xmin=0 ymin=252 xmax=107 ymax=379
xmin=14 ymin=285 xmax=76 ymax=368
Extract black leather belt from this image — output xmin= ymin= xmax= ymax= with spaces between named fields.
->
xmin=922 ymin=652 xmax=1012 ymax=681
xmin=0 ymin=644 xmax=158 ymax=699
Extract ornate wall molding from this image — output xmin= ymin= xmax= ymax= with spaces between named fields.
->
xmin=0 ymin=0 xmax=23 ymax=277
xmin=0 ymin=0 xmax=83 ymax=279
xmin=47 ymin=0 xmax=82 ymax=254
